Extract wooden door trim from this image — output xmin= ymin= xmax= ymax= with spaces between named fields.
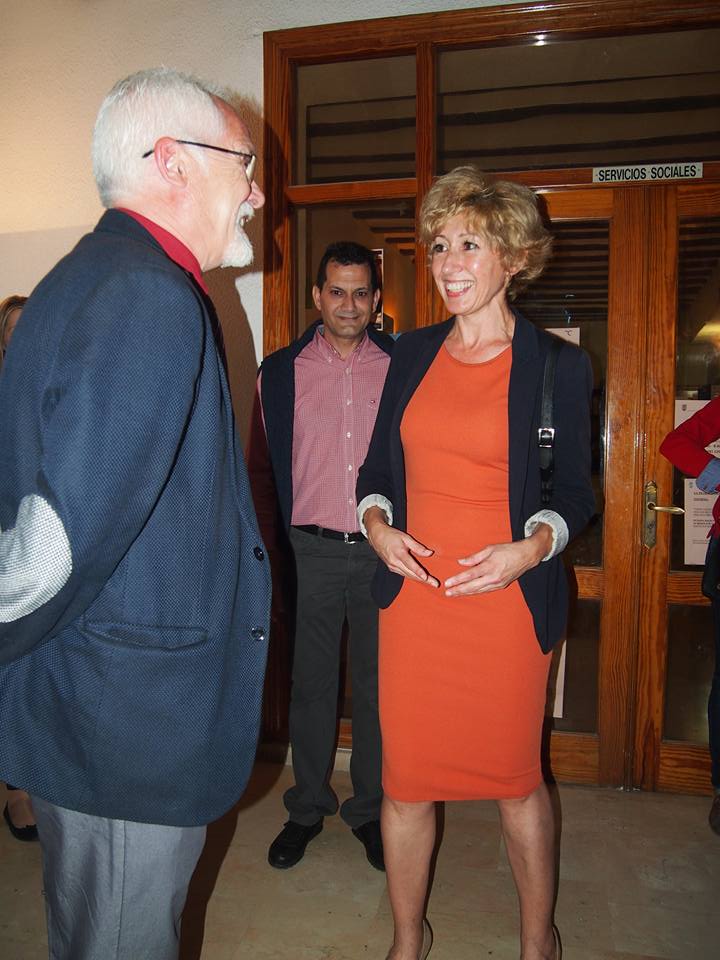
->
xmin=633 ymin=187 xmax=678 ymax=791
xmin=540 ymin=190 xmax=614 ymax=219
xmin=649 ymin=184 xmax=720 ymax=795
xmin=597 ymin=189 xmax=652 ymax=786
xmin=415 ymin=41 xmax=435 ymax=328
xmin=549 ymin=732 xmax=599 ymax=784
xmin=667 ymin=575 xmax=711 ymax=605
xmin=265 ymin=2 xmax=720 ymax=63
xmin=659 ymin=743 xmax=712 ymax=796
xmin=575 ymin=567 xmax=604 ymax=600
xmin=263 ymin=31 xmax=294 ymax=357
xmin=284 ymin=171 xmax=720 ymax=211
xmin=286 ymin=179 xmax=417 ymax=205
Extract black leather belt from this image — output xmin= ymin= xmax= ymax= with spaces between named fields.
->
xmin=293 ymin=524 xmax=365 ymax=543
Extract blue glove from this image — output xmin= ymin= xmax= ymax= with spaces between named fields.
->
xmin=697 ymin=457 xmax=720 ymax=494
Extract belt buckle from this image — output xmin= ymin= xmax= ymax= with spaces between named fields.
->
xmin=344 ymin=531 xmax=350 ymax=543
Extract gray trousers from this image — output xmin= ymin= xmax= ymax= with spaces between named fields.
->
xmin=32 ymin=796 xmax=206 ymax=960
xmin=284 ymin=528 xmax=382 ymax=828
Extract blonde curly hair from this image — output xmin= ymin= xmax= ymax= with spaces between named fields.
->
xmin=419 ymin=166 xmax=552 ymax=298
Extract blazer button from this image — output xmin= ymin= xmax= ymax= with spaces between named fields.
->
xmin=253 ymin=546 xmax=265 ymax=561
xmin=251 ymin=626 xmax=266 ymax=642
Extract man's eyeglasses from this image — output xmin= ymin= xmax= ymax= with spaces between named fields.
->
xmin=142 ymin=140 xmax=256 ymax=182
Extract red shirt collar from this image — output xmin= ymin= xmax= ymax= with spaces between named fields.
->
xmin=116 ymin=208 xmax=209 ymax=294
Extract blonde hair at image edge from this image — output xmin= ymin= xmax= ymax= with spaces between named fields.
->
xmin=0 ymin=294 xmax=27 ymax=363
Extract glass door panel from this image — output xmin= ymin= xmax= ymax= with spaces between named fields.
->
xmin=669 ymin=215 xmax=720 ymax=571
xmin=296 ymin=56 xmax=416 ymax=184
xmin=436 ymin=30 xmax=720 ymax=173
xmin=664 ymin=604 xmax=715 ymax=744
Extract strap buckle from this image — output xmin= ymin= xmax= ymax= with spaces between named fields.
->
xmin=538 ymin=426 xmax=555 ymax=448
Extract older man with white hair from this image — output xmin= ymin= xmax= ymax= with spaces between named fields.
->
xmin=0 ymin=68 xmax=270 ymax=960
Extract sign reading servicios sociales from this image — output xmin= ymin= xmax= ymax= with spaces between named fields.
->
xmin=592 ymin=163 xmax=703 ymax=183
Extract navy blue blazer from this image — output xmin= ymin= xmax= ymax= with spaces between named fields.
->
xmin=0 ymin=210 xmax=271 ymax=826
xmin=356 ymin=312 xmax=595 ymax=653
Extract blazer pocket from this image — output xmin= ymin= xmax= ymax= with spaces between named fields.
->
xmin=82 ymin=620 xmax=208 ymax=650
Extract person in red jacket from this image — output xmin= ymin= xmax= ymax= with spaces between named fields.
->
xmin=660 ymin=397 xmax=720 ymax=835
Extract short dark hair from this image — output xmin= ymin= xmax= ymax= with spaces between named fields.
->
xmin=315 ymin=241 xmax=380 ymax=293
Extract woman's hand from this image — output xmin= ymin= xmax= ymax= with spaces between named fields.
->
xmin=364 ymin=507 xmax=440 ymax=588
xmin=444 ymin=523 xmax=552 ymax=597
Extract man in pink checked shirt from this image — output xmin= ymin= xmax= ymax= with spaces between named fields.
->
xmin=255 ymin=242 xmax=394 ymax=871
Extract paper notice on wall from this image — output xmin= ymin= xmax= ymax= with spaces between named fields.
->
xmin=551 ymin=640 xmax=567 ymax=718
xmin=673 ymin=400 xmax=718 ymax=565
xmin=547 ymin=326 xmax=580 ymax=346
xmin=684 ymin=480 xmax=714 ymax=565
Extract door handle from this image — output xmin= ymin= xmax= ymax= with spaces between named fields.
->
xmin=644 ymin=480 xmax=685 ymax=548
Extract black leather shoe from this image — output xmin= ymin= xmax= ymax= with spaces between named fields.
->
xmin=352 ymin=819 xmax=385 ymax=871
xmin=3 ymin=802 xmax=38 ymax=842
xmin=709 ymin=794 xmax=720 ymax=836
xmin=268 ymin=819 xmax=323 ymax=869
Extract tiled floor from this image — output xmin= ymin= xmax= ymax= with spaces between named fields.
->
xmin=1 ymin=764 xmax=718 ymax=959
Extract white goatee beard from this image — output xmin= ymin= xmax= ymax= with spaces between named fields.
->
xmin=221 ymin=201 xmax=255 ymax=268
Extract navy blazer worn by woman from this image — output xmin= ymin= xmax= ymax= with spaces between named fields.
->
xmin=356 ymin=311 xmax=595 ymax=653
xmin=0 ymin=211 xmax=271 ymax=827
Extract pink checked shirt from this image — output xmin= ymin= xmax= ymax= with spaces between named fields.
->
xmin=291 ymin=327 xmax=391 ymax=532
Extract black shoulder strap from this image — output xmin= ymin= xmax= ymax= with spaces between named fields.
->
xmin=539 ymin=337 xmax=562 ymax=506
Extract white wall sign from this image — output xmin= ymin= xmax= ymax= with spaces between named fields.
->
xmin=593 ymin=163 xmax=703 ymax=184
xmin=546 ymin=326 xmax=580 ymax=345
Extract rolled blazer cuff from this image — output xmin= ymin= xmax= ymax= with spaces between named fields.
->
xmin=524 ymin=509 xmax=569 ymax=561
xmin=357 ymin=494 xmax=394 ymax=537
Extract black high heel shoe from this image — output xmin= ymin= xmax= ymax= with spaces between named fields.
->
xmin=3 ymin=789 xmax=38 ymax=842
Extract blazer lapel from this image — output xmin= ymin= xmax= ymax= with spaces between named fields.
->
xmin=508 ymin=312 xmax=542 ymax=534
xmin=393 ymin=319 xmax=454 ymax=431
xmin=389 ymin=320 xmax=453 ymax=528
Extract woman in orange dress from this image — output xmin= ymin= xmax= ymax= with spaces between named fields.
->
xmin=357 ymin=167 xmax=595 ymax=960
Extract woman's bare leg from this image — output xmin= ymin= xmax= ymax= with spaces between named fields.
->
xmin=382 ymin=795 xmax=435 ymax=959
xmin=497 ymin=782 xmax=557 ymax=960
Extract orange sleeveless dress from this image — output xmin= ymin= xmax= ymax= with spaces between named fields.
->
xmin=379 ymin=344 xmax=550 ymax=801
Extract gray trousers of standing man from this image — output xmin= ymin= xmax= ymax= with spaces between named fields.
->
xmin=284 ymin=527 xmax=382 ymax=827
xmin=33 ymin=796 xmax=206 ymax=960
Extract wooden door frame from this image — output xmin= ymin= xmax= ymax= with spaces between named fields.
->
xmin=260 ymin=0 xmax=720 ymax=780
xmin=634 ymin=184 xmax=720 ymax=795
xmin=264 ymin=0 xmax=720 ymax=354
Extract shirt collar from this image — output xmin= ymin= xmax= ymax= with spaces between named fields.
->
xmin=314 ymin=325 xmax=370 ymax=362
xmin=115 ymin=208 xmax=209 ymax=295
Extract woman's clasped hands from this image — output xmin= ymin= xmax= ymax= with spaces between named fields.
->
xmin=364 ymin=508 xmax=552 ymax=597
xmin=364 ymin=508 xmax=440 ymax=588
